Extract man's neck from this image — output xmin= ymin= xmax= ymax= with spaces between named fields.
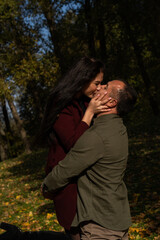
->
xmin=97 ymin=109 xmax=117 ymax=118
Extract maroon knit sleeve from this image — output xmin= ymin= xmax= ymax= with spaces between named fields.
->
xmin=53 ymin=106 xmax=89 ymax=151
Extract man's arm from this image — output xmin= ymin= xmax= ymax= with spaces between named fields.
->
xmin=42 ymin=130 xmax=104 ymax=192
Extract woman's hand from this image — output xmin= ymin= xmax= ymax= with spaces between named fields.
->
xmin=82 ymin=92 xmax=111 ymax=126
xmin=87 ymin=92 xmax=111 ymax=114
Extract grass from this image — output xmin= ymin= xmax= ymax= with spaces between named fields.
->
xmin=0 ymin=149 xmax=63 ymax=233
xmin=125 ymin=133 xmax=160 ymax=239
xmin=0 ymin=129 xmax=160 ymax=239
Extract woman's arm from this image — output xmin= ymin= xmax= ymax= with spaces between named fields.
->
xmin=53 ymin=93 xmax=109 ymax=151
xmin=82 ymin=93 xmax=110 ymax=126
xmin=53 ymin=106 xmax=89 ymax=152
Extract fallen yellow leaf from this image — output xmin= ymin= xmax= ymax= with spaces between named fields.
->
xmin=47 ymin=213 xmax=53 ymax=219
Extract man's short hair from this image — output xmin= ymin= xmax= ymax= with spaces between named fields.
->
xmin=116 ymin=80 xmax=137 ymax=116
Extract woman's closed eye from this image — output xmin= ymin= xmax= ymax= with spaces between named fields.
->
xmin=95 ymin=81 xmax=101 ymax=86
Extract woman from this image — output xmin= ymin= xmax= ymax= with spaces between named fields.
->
xmin=39 ymin=57 xmax=108 ymax=239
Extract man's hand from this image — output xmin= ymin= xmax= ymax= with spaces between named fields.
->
xmin=41 ymin=183 xmax=55 ymax=200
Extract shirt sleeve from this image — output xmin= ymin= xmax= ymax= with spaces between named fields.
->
xmin=43 ymin=129 xmax=104 ymax=192
xmin=53 ymin=106 xmax=89 ymax=152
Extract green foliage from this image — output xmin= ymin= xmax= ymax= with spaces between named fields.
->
xmin=12 ymin=53 xmax=60 ymax=135
xmin=0 ymin=0 xmax=60 ymax=138
xmin=0 ymin=0 xmax=38 ymax=70
xmin=0 ymin=0 xmax=160 ymax=156
xmin=13 ymin=53 xmax=59 ymax=88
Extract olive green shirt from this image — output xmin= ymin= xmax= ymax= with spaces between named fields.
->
xmin=43 ymin=114 xmax=132 ymax=231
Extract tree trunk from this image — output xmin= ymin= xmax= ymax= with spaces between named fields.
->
xmin=7 ymin=97 xmax=31 ymax=154
xmin=38 ymin=0 xmax=65 ymax=71
xmin=94 ymin=0 xmax=107 ymax=61
xmin=0 ymin=142 xmax=7 ymax=161
xmin=1 ymin=96 xmax=15 ymax=148
xmin=0 ymin=121 xmax=8 ymax=161
xmin=1 ymin=97 xmax=12 ymax=133
xmin=27 ymin=83 xmax=44 ymax=120
xmin=84 ymin=0 xmax=96 ymax=56
xmin=119 ymin=9 xmax=159 ymax=116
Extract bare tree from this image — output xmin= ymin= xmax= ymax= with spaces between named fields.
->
xmin=7 ymin=96 xmax=31 ymax=154
xmin=0 ymin=120 xmax=7 ymax=161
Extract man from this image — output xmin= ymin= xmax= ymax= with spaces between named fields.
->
xmin=42 ymin=79 xmax=137 ymax=240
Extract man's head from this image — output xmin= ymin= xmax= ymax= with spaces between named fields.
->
xmin=99 ymin=79 xmax=137 ymax=116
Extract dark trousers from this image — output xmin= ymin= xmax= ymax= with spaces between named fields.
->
xmin=65 ymin=227 xmax=80 ymax=240
xmin=0 ymin=222 xmax=71 ymax=240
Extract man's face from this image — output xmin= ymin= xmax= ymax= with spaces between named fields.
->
xmin=100 ymin=80 xmax=125 ymax=101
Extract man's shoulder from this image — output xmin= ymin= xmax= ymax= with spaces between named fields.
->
xmin=75 ymin=127 xmax=104 ymax=148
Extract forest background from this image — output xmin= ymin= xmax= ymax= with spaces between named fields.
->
xmin=0 ymin=0 xmax=160 ymax=239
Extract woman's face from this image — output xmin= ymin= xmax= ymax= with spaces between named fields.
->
xmin=82 ymin=71 xmax=104 ymax=98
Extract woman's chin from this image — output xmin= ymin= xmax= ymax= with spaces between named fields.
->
xmin=85 ymin=94 xmax=92 ymax=99
xmin=89 ymin=95 xmax=94 ymax=99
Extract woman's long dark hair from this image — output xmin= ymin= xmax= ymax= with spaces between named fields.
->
xmin=39 ymin=56 xmax=105 ymax=145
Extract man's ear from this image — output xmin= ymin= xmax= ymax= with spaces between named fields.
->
xmin=107 ymin=98 xmax=117 ymax=108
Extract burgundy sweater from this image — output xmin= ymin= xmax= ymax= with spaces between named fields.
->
xmin=45 ymin=99 xmax=89 ymax=230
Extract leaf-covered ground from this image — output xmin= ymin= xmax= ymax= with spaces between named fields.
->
xmin=0 ymin=150 xmax=63 ymax=233
xmin=0 ymin=133 xmax=160 ymax=239
xmin=125 ymin=133 xmax=160 ymax=239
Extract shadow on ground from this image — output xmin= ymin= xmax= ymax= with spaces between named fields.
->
xmin=7 ymin=149 xmax=48 ymax=180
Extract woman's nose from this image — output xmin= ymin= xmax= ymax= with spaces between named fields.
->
xmin=97 ymin=84 xmax=101 ymax=91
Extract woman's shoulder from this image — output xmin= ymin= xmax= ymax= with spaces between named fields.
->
xmin=54 ymin=100 xmax=83 ymax=124
xmin=61 ymin=99 xmax=82 ymax=112
xmin=60 ymin=96 xmax=89 ymax=116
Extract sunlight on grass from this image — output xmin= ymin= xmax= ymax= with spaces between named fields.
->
xmin=0 ymin=150 xmax=64 ymax=233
